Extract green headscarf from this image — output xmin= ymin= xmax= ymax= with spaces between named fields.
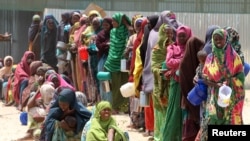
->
xmin=212 ymin=28 xmax=228 ymax=64
xmin=87 ymin=101 xmax=128 ymax=141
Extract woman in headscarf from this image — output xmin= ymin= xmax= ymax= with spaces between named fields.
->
xmin=86 ymin=16 xmax=103 ymax=103
xmin=179 ymin=36 xmax=205 ymax=141
xmin=143 ymin=11 xmax=182 ymax=141
xmin=150 ymin=24 xmax=174 ymax=139
xmin=13 ymin=51 xmax=35 ymax=110
xmin=57 ymin=12 xmax=71 ymax=43
xmin=199 ymin=28 xmax=245 ymax=141
xmin=28 ymin=14 xmax=42 ymax=60
xmin=17 ymin=66 xmax=49 ymax=141
xmin=68 ymin=11 xmax=82 ymax=91
xmin=126 ymin=17 xmax=146 ymax=129
xmin=80 ymin=10 xmax=102 ymax=103
xmin=46 ymin=73 xmax=75 ymax=92
xmin=21 ymin=60 xmax=43 ymax=111
xmin=132 ymin=14 xmax=158 ymax=137
xmin=0 ymin=56 xmax=13 ymax=100
xmin=86 ymin=101 xmax=129 ymax=141
xmin=202 ymin=25 xmax=220 ymax=54
xmin=104 ymin=13 xmax=131 ymax=114
xmin=223 ymin=26 xmax=249 ymax=76
xmin=96 ymin=17 xmax=113 ymax=102
xmin=162 ymin=25 xmax=192 ymax=141
xmin=40 ymin=14 xmax=59 ymax=71
xmin=44 ymin=88 xmax=92 ymax=141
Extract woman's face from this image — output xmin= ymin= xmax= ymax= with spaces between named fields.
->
xmin=59 ymin=101 xmax=70 ymax=112
xmin=71 ymin=15 xmax=80 ymax=25
xmin=5 ymin=58 xmax=12 ymax=67
xmin=213 ymin=34 xmax=226 ymax=48
xmin=26 ymin=54 xmax=34 ymax=65
xmin=37 ymin=70 xmax=45 ymax=85
xmin=89 ymin=14 xmax=98 ymax=23
xmin=112 ymin=19 xmax=119 ymax=28
xmin=165 ymin=28 xmax=174 ymax=40
xmin=102 ymin=21 xmax=111 ymax=32
xmin=51 ymin=76 xmax=60 ymax=88
xmin=92 ymin=18 xmax=100 ymax=31
xmin=47 ymin=19 xmax=55 ymax=30
xmin=177 ymin=32 xmax=188 ymax=45
xmin=100 ymin=108 xmax=111 ymax=121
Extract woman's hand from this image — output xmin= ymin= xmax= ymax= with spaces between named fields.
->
xmin=164 ymin=69 xmax=175 ymax=79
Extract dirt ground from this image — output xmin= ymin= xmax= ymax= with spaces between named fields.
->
xmin=0 ymin=90 xmax=249 ymax=141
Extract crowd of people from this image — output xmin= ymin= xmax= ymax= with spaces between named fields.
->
xmin=0 ymin=7 xmax=249 ymax=141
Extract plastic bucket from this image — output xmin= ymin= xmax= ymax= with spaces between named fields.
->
xmin=187 ymin=87 xmax=203 ymax=106
xmin=217 ymin=85 xmax=232 ymax=107
xmin=196 ymin=79 xmax=208 ymax=100
xmin=120 ymin=82 xmax=135 ymax=97
xmin=97 ymin=71 xmax=111 ymax=81
xmin=139 ymin=91 xmax=150 ymax=107
xmin=187 ymin=79 xmax=208 ymax=106
xmin=244 ymin=62 xmax=250 ymax=76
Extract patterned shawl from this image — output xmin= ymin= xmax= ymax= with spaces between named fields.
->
xmin=203 ymin=28 xmax=245 ymax=124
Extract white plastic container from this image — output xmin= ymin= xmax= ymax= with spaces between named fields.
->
xmin=217 ymin=85 xmax=232 ymax=107
xmin=102 ymin=81 xmax=111 ymax=92
xmin=139 ymin=91 xmax=150 ymax=107
xmin=120 ymin=59 xmax=129 ymax=72
xmin=56 ymin=41 xmax=67 ymax=50
xmin=120 ymin=82 xmax=135 ymax=97
xmin=66 ymin=51 xmax=71 ymax=61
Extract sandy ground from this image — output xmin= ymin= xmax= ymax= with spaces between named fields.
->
xmin=0 ymin=90 xmax=249 ymax=141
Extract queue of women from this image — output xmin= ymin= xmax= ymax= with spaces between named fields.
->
xmin=0 ymin=7 xmax=249 ymax=141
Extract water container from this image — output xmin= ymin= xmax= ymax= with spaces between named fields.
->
xmin=97 ymin=72 xmax=111 ymax=81
xmin=121 ymin=59 xmax=129 ymax=72
xmin=78 ymin=45 xmax=88 ymax=61
xmin=102 ymin=81 xmax=111 ymax=92
xmin=56 ymin=41 xmax=67 ymax=51
xmin=66 ymin=51 xmax=71 ymax=61
xmin=217 ymin=85 xmax=232 ymax=107
xmin=139 ymin=91 xmax=150 ymax=107
xmin=187 ymin=79 xmax=208 ymax=106
xmin=120 ymin=82 xmax=135 ymax=97
xmin=244 ymin=62 xmax=250 ymax=76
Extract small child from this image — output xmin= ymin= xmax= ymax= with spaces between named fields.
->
xmin=64 ymin=115 xmax=77 ymax=131
xmin=194 ymin=50 xmax=207 ymax=141
xmin=193 ymin=50 xmax=207 ymax=84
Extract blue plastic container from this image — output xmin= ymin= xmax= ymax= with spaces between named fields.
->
xmin=19 ymin=112 xmax=27 ymax=125
xmin=187 ymin=79 xmax=208 ymax=106
xmin=244 ymin=62 xmax=250 ymax=76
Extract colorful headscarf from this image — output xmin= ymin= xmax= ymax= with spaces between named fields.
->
xmin=224 ymin=26 xmax=244 ymax=64
xmin=46 ymin=73 xmax=75 ymax=91
xmin=212 ymin=28 xmax=228 ymax=64
xmin=203 ymin=25 xmax=220 ymax=54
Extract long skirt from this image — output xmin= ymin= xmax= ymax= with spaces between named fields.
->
xmin=162 ymin=78 xmax=182 ymax=141
xmin=110 ymin=72 xmax=129 ymax=112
